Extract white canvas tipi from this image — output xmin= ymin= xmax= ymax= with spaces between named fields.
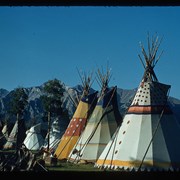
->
xmin=68 ymin=68 xmax=122 ymax=163
xmin=96 ymin=34 xmax=180 ymax=171
xmin=43 ymin=118 xmax=62 ymax=153
xmin=3 ymin=120 xmax=18 ymax=149
xmin=23 ymin=123 xmax=44 ymax=151
xmin=1 ymin=123 xmax=9 ymax=140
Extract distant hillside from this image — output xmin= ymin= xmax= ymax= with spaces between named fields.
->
xmin=0 ymin=81 xmax=180 ymax=134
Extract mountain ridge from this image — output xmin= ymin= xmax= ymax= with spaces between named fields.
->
xmin=0 ymin=81 xmax=180 ymax=134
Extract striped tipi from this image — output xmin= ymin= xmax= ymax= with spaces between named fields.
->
xmin=54 ymin=70 xmax=98 ymax=160
xmin=68 ymin=67 xmax=122 ymax=163
xmin=96 ymin=34 xmax=180 ymax=171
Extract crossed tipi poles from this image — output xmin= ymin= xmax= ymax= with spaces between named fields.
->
xmin=67 ymin=67 xmax=122 ymax=163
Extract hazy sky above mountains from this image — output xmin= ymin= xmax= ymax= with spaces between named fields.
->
xmin=0 ymin=6 xmax=180 ymax=99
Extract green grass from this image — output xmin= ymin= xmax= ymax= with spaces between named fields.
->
xmin=45 ymin=160 xmax=105 ymax=172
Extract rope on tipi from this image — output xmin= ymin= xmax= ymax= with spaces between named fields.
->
xmin=98 ymin=91 xmax=136 ymax=169
xmin=136 ymin=33 xmax=169 ymax=171
xmin=68 ymin=86 xmax=117 ymax=164
xmin=68 ymin=66 xmax=117 ymax=163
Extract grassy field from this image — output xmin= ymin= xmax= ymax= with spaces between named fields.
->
xmin=44 ymin=159 xmax=180 ymax=180
xmin=45 ymin=159 xmax=104 ymax=172
xmin=1 ymin=150 xmax=180 ymax=179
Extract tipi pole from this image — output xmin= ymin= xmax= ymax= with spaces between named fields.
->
xmin=98 ymin=91 xmax=136 ymax=169
xmin=56 ymin=93 xmax=98 ymax=159
xmin=47 ymin=111 xmax=51 ymax=152
xmin=138 ymin=88 xmax=171 ymax=171
xmin=67 ymin=89 xmax=78 ymax=109
xmin=99 ymin=125 xmax=120 ymax=169
xmin=69 ymin=87 xmax=117 ymax=163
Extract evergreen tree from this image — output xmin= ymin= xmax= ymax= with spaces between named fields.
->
xmin=9 ymin=87 xmax=28 ymax=118
xmin=41 ymin=78 xmax=65 ymax=117
xmin=8 ymin=87 xmax=28 ymax=149
xmin=41 ymin=78 xmax=69 ymax=150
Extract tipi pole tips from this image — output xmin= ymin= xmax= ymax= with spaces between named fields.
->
xmin=138 ymin=33 xmax=164 ymax=82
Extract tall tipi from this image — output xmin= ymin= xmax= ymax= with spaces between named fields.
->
xmin=96 ymin=34 xmax=180 ymax=171
xmin=54 ymin=70 xmax=98 ymax=160
xmin=68 ymin=67 xmax=122 ymax=163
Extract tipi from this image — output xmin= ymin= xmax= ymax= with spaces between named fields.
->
xmin=23 ymin=123 xmax=44 ymax=151
xmin=3 ymin=120 xmax=18 ymax=149
xmin=0 ymin=121 xmax=6 ymax=149
xmin=3 ymin=118 xmax=26 ymax=150
xmin=42 ymin=118 xmax=62 ymax=153
xmin=54 ymin=70 xmax=98 ymax=160
xmin=68 ymin=67 xmax=122 ymax=163
xmin=96 ymin=34 xmax=180 ymax=171
xmin=1 ymin=123 xmax=9 ymax=141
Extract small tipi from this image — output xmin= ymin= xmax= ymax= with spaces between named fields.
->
xmin=3 ymin=118 xmax=26 ymax=150
xmin=0 ymin=121 xmax=6 ymax=149
xmin=54 ymin=70 xmax=98 ymax=160
xmin=43 ymin=118 xmax=62 ymax=153
xmin=3 ymin=120 xmax=18 ymax=149
xmin=23 ymin=123 xmax=44 ymax=151
xmin=68 ymin=67 xmax=122 ymax=163
xmin=1 ymin=123 xmax=9 ymax=141
xmin=96 ymin=34 xmax=180 ymax=171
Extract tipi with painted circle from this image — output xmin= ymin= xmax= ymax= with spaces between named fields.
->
xmin=96 ymin=34 xmax=180 ymax=171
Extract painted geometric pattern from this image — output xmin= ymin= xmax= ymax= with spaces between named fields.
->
xmin=54 ymin=91 xmax=98 ymax=160
xmin=68 ymin=87 xmax=121 ymax=162
xmin=55 ymin=116 xmax=87 ymax=159
xmin=96 ymin=82 xmax=180 ymax=171
xmin=128 ymin=81 xmax=172 ymax=114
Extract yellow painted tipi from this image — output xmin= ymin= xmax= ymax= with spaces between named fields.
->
xmin=54 ymin=71 xmax=98 ymax=160
xmin=68 ymin=68 xmax=122 ymax=163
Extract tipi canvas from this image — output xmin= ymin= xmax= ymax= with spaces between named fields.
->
xmin=96 ymin=34 xmax=180 ymax=171
xmin=3 ymin=120 xmax=18 ymax=149
xmin=68 ymin=68 xmax=122 ymax=163
xmin=54 ymin=71 xmax=98 ymax=160
xmin=23 ymin=123 xmax=44 ymax=151
xmin=43 ymin=118 xmax=62 ymax=153
xmin=1 ymin=123 xmax=9 ymax=141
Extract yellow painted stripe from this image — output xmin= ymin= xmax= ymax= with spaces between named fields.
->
xmin=73 ymin=101 xmax=89 ymax=118
xmin=54 ymin=136 xmax=79 ymax=160
xmin=96 ymin=159 xmax=176 ymax=168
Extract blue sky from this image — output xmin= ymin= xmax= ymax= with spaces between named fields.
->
xmin=0 ymin=6 xmax=180 ymax=99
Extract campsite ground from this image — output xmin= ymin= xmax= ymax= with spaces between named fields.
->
xmin=44 ymin=160 xmax=180 ymax=179
xmin=46 ymin=160 xmax=101 ymax=171
xmin=1 ymin=151 xmax=180 ymax=180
